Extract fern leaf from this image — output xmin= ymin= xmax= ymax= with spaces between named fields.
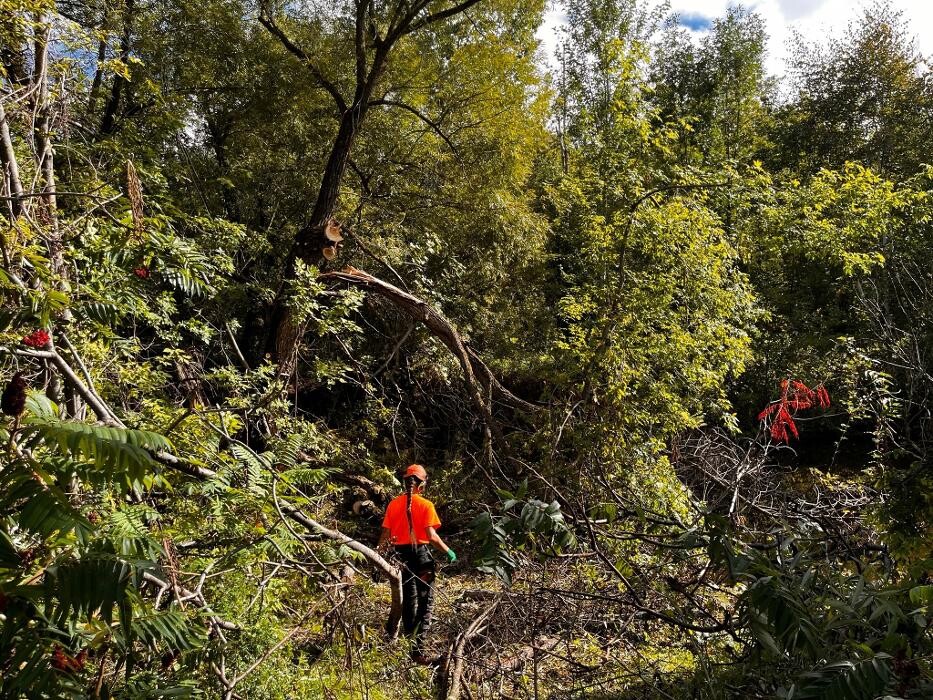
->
xmin=0 ymin=472 xmax=94 ymax=543
xmin=792 ymin=655 xmax=892 ymax=700
xmin=280 ymin=466 xmax=336 ymax=487
xmin=118 ymin=609 xmax=206 ymax=652
xmin=229 ymin=443 xmax=271 ymax=494
xmin=44 ymin=554 xmax=134 ymax=625
xmin=23 ymin=418 xmax=172 ymax=492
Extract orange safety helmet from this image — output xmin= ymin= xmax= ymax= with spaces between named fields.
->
xmin=403 ymin=464 xmax=428 ymax=482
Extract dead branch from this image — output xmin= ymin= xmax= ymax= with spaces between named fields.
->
xmin=0 ymin=100 xmax=24 ymax=217
xmin=142 ymin=571 xmax=238 ymax=635
xmin=281 ymin=503 xmax=404 ymax=637
xmin=441 ymin=599 xmax=500 ymax=700
xmin=13 ymin=340 xmax=406 ymax=638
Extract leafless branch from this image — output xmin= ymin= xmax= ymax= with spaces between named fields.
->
xmin=370 ymin=98 xmax=460 ymax=157
xmin=407 ymin=0 xmax=485 ymax=34
xmin=257 ymin=5 xmax=347 ymax=113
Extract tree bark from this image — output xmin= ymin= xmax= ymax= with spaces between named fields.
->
xmin=440 ymin=601 xmax=499 ymax=700
xmin=268 ymin=47 xmax=387 ymax=378
xmin=99 ymin=0 xmax=134 ymax=137
xmin=88 ymin=37 xmax=108 ymax=114
xmin=0 ymin=100 xmax=24 ymax=218
xmin=33 ymin=15 xmax=64 ymax=281
xmin=205 ymin=115 xmax=241 ymax=222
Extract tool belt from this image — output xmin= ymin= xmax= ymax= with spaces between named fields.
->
xmin=394 ymin=543 xmax=435 ymax=571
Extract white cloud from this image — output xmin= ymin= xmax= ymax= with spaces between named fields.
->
xmin=538 ymin=0 xmax=933 ymax=80
xmin=776 ymin=0 xmax=827 ymax=21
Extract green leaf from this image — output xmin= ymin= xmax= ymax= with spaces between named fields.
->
xmin=908 ymin=585 xmax=933 ymax=606
xmin=793 ymin=655 xmax=891 ymax=700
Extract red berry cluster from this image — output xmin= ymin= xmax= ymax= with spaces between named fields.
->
xmin=51 ymin=645 xmax=87 ymax=673
xmin=133 ymin=266 xmax=150 ymax=278
xmin=22 ymin=329 xmax=50 ymax=348
xmin=757 ymin=379 xmax=830 ymax=443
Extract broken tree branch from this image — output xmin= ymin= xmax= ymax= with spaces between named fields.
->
xmin=13 ymin=341 xmax=404 ymax=638
xmin=281 ymin=503 xmax=404 ymax=638
xmin=142 ymin=571 xmax=239 ymax=635
xmin=441 ymin=599 xmax=499 ymax=700
xmin=321 ymin=266 xmax=530 ymax=461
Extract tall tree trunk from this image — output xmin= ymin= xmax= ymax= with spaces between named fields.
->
xmin=269 ymin=62 xmax=383 ymax=379
xmin=88 ymin=37 xmax=108 ymax=114
xmin=99 ymin=0 xmax=134 ymax=137
xmin=33 ymin=15 xmax=64 ymax=282
xmin=0 ymin=100 xmax=24 ymax=219
xmin=260 ymin=1 xmax=485 ymax=377
xmin=205 ymin=114 xmax=241 ymax=222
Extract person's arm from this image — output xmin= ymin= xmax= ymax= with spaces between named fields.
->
xmin=424 ymin=526 xmax=447 ymax=554
xmin=377 ymin=527 xmax=393 ymax=553
xmin=425 ymin=526 xmax=455 ymax=562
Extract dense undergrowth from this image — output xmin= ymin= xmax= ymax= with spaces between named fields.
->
xmin=1 ymin=0 xmax=932 ymax=697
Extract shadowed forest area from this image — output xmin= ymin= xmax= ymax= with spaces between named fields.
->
xmin=1 ymin=0 xmax=932 ymax=697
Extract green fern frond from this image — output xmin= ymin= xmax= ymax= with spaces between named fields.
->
xmin=100 ymin=506 xmax=162 ymax=559
xmin=229 ymin=443 xmax=271 ymax=494
xmin=44 ymin=554 xmax=134 ymax=625
xmin=745 ymin=574 xmax=821 ymax=656
xmin=272 ymin=434 xmax=305 ymax=468
xmin=0 ymin=472 xmax=94 ymax=543
xmin=791 ymin=655 xmax=892 ymax=700
xmin=0 ymin=630 xmax=85 ymax=700
xmin=120 ymin=675 xmax=202 ymax=698
xmin=77 ymin=300 xmax=123 ymax=325
xmin=279 ymin=466 xmax=335 ymax=487
xmin=158 ymin=268 xmax=213 ymax=299
xmin=22 ymin=410 xmax=172 ymax=492
xmin=118 ymin=609 xmax=206 ymax=652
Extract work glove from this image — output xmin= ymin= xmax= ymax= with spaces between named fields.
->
xmin=446 ymin=549 xmax=457 ymax=564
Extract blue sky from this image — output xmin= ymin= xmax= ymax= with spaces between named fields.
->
xmin=678 ymin=12 xmax=713 ymax=32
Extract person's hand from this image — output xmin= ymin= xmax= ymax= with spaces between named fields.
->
xmin=446 ymin=549 xmax=457 ymax=563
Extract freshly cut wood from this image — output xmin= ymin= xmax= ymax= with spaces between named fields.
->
xmin=322 ymin=245 xmax=337 ymax=260
xmin=324 ymin=218 xmax=344 ymax=242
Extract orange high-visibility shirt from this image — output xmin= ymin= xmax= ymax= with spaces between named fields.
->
xmin=382 ymin=493 xmax=441 ymax=545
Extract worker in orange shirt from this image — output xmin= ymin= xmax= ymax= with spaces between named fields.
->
xmin=378 ymin=464 xmax=456 ymax=663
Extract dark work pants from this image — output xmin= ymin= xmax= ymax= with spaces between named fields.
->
xmin=394 ymin=545 xmax=435 ymax=656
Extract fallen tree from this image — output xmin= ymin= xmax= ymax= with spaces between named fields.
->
xmin=321 ymin=266 xmax=539 ymax=463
